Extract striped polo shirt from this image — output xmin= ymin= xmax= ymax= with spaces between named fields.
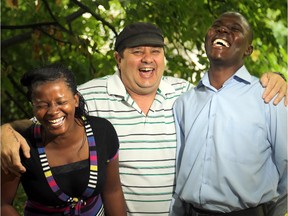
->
xmin=78 ymin=72 xmax=192 ymax=216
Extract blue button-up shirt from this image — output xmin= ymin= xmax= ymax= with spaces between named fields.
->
xmin=170 ymin=66 xmax=287 ymax=215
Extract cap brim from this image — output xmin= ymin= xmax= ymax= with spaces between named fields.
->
xmin=116 ymin=33 xmax=165 ymax=51
xmin=126 ymin=37 xmax=165 ymax=48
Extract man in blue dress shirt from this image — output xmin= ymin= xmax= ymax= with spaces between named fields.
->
xmin=170 ymin=11 xmax=287 ymax=216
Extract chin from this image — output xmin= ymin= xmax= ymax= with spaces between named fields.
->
xmin=46 ymin=125 xmax=67 ymax=136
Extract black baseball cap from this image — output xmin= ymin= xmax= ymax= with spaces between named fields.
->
xmin=115 ymin=22 xmax=165 ymax=52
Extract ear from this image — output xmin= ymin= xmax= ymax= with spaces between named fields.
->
xmin=74 ymin=93 xmax=79 ymax=107
xmin=244 ymin=45 xmax=253 ymax=57
xmin=114 ymin=51 xmax=122 ymax=64
xmin=114 ymin=51 xmax=122 ymax=71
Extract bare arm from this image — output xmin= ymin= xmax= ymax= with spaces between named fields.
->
xmin=260 ymin=72 xmax=287 ymax=106
xmin=1 ymin=120 xmax=32 ymax=176
xmin=1 ymin=170 xmax=21 ymax=216
xmin=102 ymin=157 xmax=127 ymax=216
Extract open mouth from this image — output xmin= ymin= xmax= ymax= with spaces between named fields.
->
xmin=48 ymin=117 xmax=65 ymax=127
xmin=213 ymin=38 xmax=230 ymax=47
xmin=139 ymin=67 xmax=155 ymax=78
xmin=139 ymin=67 xmax=154 ymax=73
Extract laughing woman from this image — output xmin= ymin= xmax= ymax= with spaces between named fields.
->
xmin=1 ymin=64 xmax=127 ymax=216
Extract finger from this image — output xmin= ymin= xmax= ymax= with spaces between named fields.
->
xmin=262 ymin=78 xmax=277 ymax=100
xmin=7 ymin=167 xmax=22 ymax=177
xmin=272 ymin=90 xmax=285 ymax=105
xmin=262 ymin=82 xmax=278 ymax=103
xmin=262 ymin=72 xmax=287 ymax=104
xmin=1 ymin=155 xmax=11 ymax=175
xmin=272 ymin=83 xmax=286 ymax=105
xmin=259 ymin=73 xmax=269 ymax=88
xmin=270 ymin=79 xmax=287 ymax=105
xmin=10 ymin=152 xmax=26 ymax=173
xmin=19 ymin=136 xmax=31 ymax=159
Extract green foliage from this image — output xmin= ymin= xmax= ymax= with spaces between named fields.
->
xmin=1 ymin=0 xmax=287 ymax=214
xmin=14 ymin=184 xmax=26 ymax=216
xmin=1 ymin=0 xmax=287 ymax=125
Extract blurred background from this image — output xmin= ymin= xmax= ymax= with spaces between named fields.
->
xmin=1 ymin=0 xmax=287 ymax=214
xmin=1 ymin=0 xmax=287 ymax=124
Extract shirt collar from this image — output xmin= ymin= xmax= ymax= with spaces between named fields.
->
xmin=158 ymin=77 xmax=176 ymax=95
xmin=107 ymin=71 xmax=127 ymax=97
xmin=107 ymin=71 xmax=176 ymax=98
xmin=197 ymin=65 xmax=252 ymax=89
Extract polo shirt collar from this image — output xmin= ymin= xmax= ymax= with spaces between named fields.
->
xmin=107 ymin=71 xmax=127 ymax=97
xmin=158 ymin=77 xmax=176 ymax=95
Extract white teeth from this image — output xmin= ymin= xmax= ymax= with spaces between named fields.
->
xmin=48 ymin=117 xmax=64 ymax=124
xmin=140 ymin=68 xmax=153 ymax=72
xmin=213 ymin=39 xmax=230 ymax=47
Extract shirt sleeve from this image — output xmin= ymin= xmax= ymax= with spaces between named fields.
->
xmin=267 ymin=101 xmax=288 ymax=196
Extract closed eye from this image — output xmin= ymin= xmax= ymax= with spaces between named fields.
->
xmin=57 ymin=101 xmax=68 ymax=106
xmin=33 ymin=103 xmax=49 ymax=110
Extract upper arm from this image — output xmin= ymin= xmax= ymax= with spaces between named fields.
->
xmin=1 ymin=170 xmax=21 ymax=205
xmin=267 ymin=103 xmax=288 ymax=194
xmin=10 ymin=119 xmax=33 ymax=134
xmin=102 ymin=156 xmax=121 ymax=193
xmin=101 ymin=157 xmax=127 ymax=215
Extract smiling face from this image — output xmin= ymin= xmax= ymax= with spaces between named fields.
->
xmin=205 ymin=12 xmax=253 ymax=68
xmin=115 ymin=46 xmax=165 ymax=97
xmin=31 ymin=79 xmax=79 ymax=137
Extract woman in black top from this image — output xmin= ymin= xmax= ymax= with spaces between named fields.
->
xmin=1 ymin=64 xmax=127 ymax=216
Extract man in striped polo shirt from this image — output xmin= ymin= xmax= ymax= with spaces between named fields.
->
xmin=1 ymin=22 xmax=287 ymax=215
xmin=77 ymin=22 xmax=192 ymax=215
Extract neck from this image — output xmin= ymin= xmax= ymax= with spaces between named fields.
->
xmin=44 ymin=119 xmax=84 ymax=148
xmin=42 ymin=119 xmax=88 ymax=167
xmin=208 ymin=63 xmax=243 ymax=89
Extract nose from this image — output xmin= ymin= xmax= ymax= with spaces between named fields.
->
xmin=141 ymin=50 xmax=153 ymax=63
xmin=217 ymin=26 xmax=229 ymax=33
xmin=47 ymin=103 xmax=59 ymax=114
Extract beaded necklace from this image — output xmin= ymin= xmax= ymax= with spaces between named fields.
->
xmin=34 ymin=119 xmax=100 ymax=215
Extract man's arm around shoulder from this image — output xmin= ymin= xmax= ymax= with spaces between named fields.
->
xmin=1 ymin=119 xmax=33 ymax=176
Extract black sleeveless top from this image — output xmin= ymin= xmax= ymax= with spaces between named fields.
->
xmin=20 ymin=116 xmax=119 ymax=209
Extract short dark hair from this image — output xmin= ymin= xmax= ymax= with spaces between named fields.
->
xmin=21 ymin=63 xmax=88 ymax=119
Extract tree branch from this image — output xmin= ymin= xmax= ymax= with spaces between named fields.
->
xmin=42 ymin=0 xmax=71 ymax=33
xmin=1 ymin=31 xmax=32 ymax=49
xmin=1 ymin=22 xmax=57 ymax=30
xmin=1 ymin=8 xmax=86 ymax=49
xmin=4 ymin=90 xmax=31 ymax=119
xmin=70 ymin=0 xmax=118 ymax=36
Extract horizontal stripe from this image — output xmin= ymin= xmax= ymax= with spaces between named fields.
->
xmin=120 ymin=147 xmax=175 ymax=150
xmin=120 ymin=172 xmax=175 ymax=176
xmin=120 ymin=165 xmax=175 ymax=169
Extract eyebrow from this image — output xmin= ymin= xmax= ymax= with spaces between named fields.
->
xmin=213 ymin=20 xmax=246 ymax=31
xmin=213 ymin=20 xmax=242 ymax=27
